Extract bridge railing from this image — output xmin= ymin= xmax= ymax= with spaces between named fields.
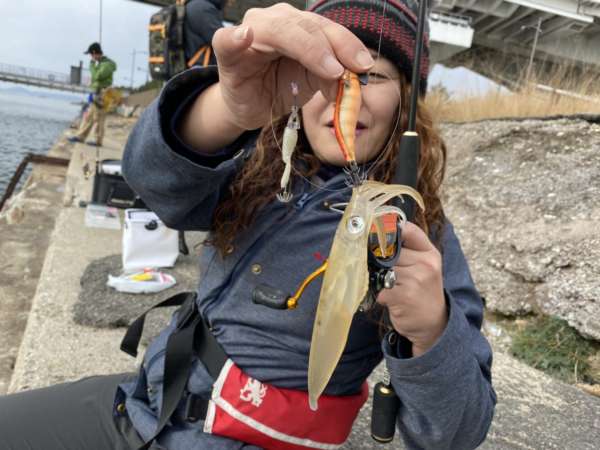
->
xmin=0 ymin=63 xmax=90 ymax=86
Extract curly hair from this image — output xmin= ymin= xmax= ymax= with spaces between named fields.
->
xmin=210 ymin=74 xmax=447 ymax=256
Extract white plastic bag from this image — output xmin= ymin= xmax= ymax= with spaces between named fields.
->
xmin=107 ymin=270 xmax=176 ymax=294
xmin=122 ymin=209 xmax=179 ymax=271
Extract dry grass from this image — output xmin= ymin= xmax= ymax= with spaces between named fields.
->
xmin=427 ymin=64 xmax=600 ymax=123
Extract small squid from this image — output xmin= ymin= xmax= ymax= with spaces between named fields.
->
xmin=308 ymin=181 xmax=425 ymax=410
xmin=277 ymin=82 xmax=301 ymax=203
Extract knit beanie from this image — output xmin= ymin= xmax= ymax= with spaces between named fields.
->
xmin=309 ymin=0 xmax=429 ymax=94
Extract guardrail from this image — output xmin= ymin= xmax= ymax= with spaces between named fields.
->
xmin=0 ymin=63 xmax=90 ymax=88
xmin=0 ymin=154 xmax=70 ymax=213
xmin=430 ymin=11 xmax=473 ymax=27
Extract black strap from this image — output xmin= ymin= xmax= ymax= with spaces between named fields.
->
xmin=120 ymin=291 xmax=191 ymax=358
xmin=174 ymin=2 xmax=186 ymax=47
xmin=178 ymin=230 xmax=189 ymax=255
xmin=121 ymin=292 xmax=228 ymax=449
xmin=141 ymin=308 xmax=199 ymax=449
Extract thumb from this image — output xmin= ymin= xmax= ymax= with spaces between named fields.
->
xmin=212 ymin=25 xmax=254 ymax=69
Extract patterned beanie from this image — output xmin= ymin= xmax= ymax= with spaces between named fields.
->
xmin=309 ymin=0 xmax=429 ymax=94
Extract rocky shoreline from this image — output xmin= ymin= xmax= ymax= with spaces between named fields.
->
xmin=442 ymin=117 xmax=600 ymax=344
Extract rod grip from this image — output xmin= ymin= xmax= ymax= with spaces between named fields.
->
xmin=371 ymin=382 xmax=400 ymax=443
xmin=393 ymin=132 xmax=420 ymax=221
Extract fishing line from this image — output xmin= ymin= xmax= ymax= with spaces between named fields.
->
xmin=268 ymin=0 xmax=397 ymax=194
xmin=269 ymin=97 xmax=350 ymax=194
xmin=361 ymin=72 xmax=403 ymax=180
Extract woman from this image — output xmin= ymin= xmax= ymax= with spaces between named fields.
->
xmin=0 ymin=1 xmax=495 ymax=449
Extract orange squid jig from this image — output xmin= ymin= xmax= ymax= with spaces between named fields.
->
xmin=333 ymin=69 xmax=365 ymax=186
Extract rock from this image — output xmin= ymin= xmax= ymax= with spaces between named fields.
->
xmin=442 ymin=118 xmax=600 ymax=340
xmin=345 ymin=352 xmax=600 ymax=449
xmin=74 ymin=242 xmax=203 ymax=345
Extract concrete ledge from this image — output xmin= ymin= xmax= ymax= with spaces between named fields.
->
xmin=8 ymin=207 xmax=137 ymax=392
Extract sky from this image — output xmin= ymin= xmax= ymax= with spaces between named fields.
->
xmin=2 ymin=0 xmax=160 ymax=88
xmin=1 ymin=0 xmax=497 ymax=95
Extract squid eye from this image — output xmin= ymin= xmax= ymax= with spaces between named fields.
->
xmin=347 ymin=216 xmax=365 ymax=234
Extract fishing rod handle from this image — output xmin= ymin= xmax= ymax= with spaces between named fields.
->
xmin=394 ymin=131 xmax=420 ymax=222
xmin=371 ymin=381 xmax=400 ymax=443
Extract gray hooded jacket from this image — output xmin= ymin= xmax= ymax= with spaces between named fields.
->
xmin=118 ymin=66 xmax=496 ymax=450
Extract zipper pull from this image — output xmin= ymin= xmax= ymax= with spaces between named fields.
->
xmin=295 ymin=193 xmax=310 ymax=209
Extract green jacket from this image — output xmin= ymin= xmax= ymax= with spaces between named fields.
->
xmin=90 ymin=56 xmax=117 ymax=92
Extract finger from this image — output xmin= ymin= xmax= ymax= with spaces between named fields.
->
xmin=392 ymin=266 xmax=418 ymax=285
xmin=400 ymin=222 xmax=435 ymax=253
xmin=395 ymin=247 xmax=424 ymax=267
xmin=376 ymin=285 xmax=412 ymax=310
xmin=310 ymin=13 xmax=375 ymax=74
xmin=212 ymin=25 xmax=255 ymax=69
xmin=314 ymin=76 xmax=339 ymax=103
xmin=248 ymin=6 xmax=373 ymax=80
xmin=240 ymin=6 xmax=342 ymax=79
xmin=376 ymin=288 xmax=397 ymax=308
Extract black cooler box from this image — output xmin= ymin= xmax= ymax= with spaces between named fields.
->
xmin=92 ymin=159 xmax=145 ymax=209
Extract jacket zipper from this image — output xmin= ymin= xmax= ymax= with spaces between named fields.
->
xmin=294 ymin=192 xmax=310 ymax=209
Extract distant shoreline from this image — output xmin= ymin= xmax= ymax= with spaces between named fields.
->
xmin=0 ymin=82 xmax=83 ymax=102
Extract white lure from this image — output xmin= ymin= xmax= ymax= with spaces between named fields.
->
xmin=277 ymin=82 xmax=301 ymax=203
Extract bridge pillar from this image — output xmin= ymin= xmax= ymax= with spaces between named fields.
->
xmin=429 ymin=12 xmax=475 ymax=65
xmin=70 ymin=61 xmax=83 ymax=86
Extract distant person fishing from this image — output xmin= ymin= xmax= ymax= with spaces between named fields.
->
xmin=68 ymin=42 xmax=117 ymax=147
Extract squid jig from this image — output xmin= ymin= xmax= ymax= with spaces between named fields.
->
xmin=277 ymin=82 xmax=301 ymax=203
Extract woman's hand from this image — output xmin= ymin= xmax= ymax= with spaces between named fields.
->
xmin=377 ymin=222 xmax=448 ymax=357
xmin=212 ymin=3 xmax=375 ymax=130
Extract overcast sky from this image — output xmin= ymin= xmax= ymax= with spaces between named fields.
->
xmin=3 ymin=0 xmax=160 ymax=88
xmin=2 ymin=0 xmax=495 ymax=95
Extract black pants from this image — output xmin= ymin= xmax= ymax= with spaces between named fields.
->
xmin=0 ymin=373 xmax=153 ymax=450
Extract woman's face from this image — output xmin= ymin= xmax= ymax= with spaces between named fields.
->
xmin=302 ymin=51 xmax=402 ymax=166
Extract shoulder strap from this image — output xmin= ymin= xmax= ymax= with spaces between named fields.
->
xmin=174 ymin=0 xmax=186 ymax=47
xmin=122 ymin=291 xmax=227 ymax=449
xmin=120 ymin=291 xmax=191 ymax=357
xmin=187 ymin=45 xmax=208 ymax=68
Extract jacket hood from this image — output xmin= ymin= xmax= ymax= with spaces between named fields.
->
xmin=207 ymin=0 xmax=223 ymax=9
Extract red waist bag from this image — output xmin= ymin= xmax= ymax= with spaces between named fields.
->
xmin=203 ymin=359 xmax=369 ymax=450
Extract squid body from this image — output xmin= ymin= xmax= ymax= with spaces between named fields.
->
xmin=308 ymin=181 xmax=425 ymax=410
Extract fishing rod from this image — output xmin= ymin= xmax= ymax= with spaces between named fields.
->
xmin=369 ymin=0 xmax=429 ymax=443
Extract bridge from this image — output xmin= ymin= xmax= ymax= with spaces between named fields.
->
xmin=0 ymin=63 xmax=90 ymax=94
xmin=431 ymin=0 xmax=600 ymax=86
xmin=131 ymin=0 xmax=600 ymax=87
